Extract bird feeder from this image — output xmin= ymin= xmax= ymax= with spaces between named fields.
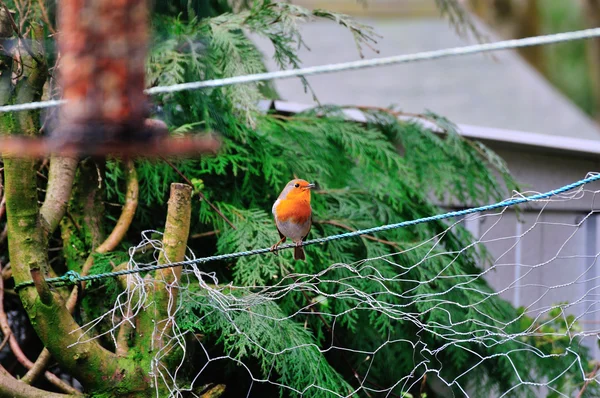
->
xmin=0 ymin=0 xmax=220 ymax=157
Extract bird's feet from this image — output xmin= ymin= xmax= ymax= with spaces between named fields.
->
xmin=270 ymin=237 xmax=286 ymax=256
xmin=270 ymin=242 xmax=280 ymax=256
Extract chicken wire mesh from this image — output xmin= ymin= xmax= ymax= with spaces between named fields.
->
xmin=69 ymin=173 xmax=600 ymax=398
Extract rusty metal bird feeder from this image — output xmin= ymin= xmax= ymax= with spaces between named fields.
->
xmin=0 ymin=0 xmax=220 ymax=157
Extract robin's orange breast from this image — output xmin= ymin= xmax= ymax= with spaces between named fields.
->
xmin=275 ymin=198 xmax=312 ymax=224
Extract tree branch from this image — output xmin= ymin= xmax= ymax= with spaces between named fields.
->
xmin=577 ymin=361 xmax=600 ymax=398
xmin=4 ymin=156 xmax=139 ymax=391
xmin=29 ymin=167 xmax=138 ymax=386
xmin=0 ymin=263 xmax=80 ymax=394
xmin=116 ymin=304 xmax=133 ymax=357
xmin=0 ymin=5 xmax=154 ymax=396
xmin=136 ymin=183 xmax=192 ymax=353
xmin=200 ymin=384 xmax=226 ymax=398
xmin=21 ymin=348 xmax=55 ymax=386
xmin=36 ymin=0 xmax=56 ymax=35
xmin=40 ymin=156 xmax=78 ymax=235
xmin=95 ymin=160 xmax=138 ymax=253
xmin=156 ymin=182 xmax=192 ymax=307
xmin=0 ymin=6 xmax=13 ymax=107
xmin=0 ymin=195 xmax=6 ymax=220
xmin=0 ymin=2 xmax=43 ymax=65
xmin=0 ymin=168 xmax=3 ymax=204
xmin=0 ymin=328 xmax=9 ymax=351
xmin=0 ymin=365 xmax=76 ymax=398
xmin=191 ymin=230 xmax=219 ymax=239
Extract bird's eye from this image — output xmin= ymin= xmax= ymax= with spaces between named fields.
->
xmin=294 ymin=183 xmax=300 ymax=188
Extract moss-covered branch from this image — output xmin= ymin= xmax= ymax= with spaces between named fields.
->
xmin=4 ymin=156 xmax=152 ymax=396
xmin=4 ymin=156 xmax=122 ymax=389
xmin=14 ymin=23 xmax=47 ymax=137
xmin=0 ymin=262 xmax=80 ymax=394
xmin=156 ymin=183 xmax=192 ymax=293
xmin=30 ymin=159 xmax=136 ymax=388
xmin=61 ymin=160 xmax=105 ymax=273
xmin=136 ymin=183 xmax=191 ymax=353
xmin=0 ymin=365 xmax=75 ymax=398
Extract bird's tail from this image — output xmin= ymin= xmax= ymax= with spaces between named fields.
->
xmin=294 ymin=245 xmax=305 ymax=261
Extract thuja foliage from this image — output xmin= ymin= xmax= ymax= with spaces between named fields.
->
xmin=88 ymin=1 xmax=600 ymax=396
xmin=0 ymin=0 xmax=596 ymax=397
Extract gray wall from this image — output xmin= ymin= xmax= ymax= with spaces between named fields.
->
xmin=462 ymin=144 xmax=600 ymax=359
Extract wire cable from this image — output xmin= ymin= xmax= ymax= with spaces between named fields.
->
xmin=13 ymin=172 xmax=600 ymax=291
xmin=2 ymin=27 xmax=600 ymax=113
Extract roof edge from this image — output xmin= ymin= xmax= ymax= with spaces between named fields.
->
xmin=259 ymin=100 xmax=600 ymax=157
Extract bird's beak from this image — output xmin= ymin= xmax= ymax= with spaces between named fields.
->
xmin=307 ymin=183 xmax=316 ymax=189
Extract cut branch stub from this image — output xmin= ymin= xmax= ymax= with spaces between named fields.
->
xmin=135 ymin=183 xmax=192 ymax=355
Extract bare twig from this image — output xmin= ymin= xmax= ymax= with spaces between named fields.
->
xmin=0 ymin=328 xmax=10 ymax=351
xmin=37 ymin=158 xmax=48 ymax=172
xmin=0 ymin=224 xmax=7 ymax=244
xmin=0 ymin=195 xmax=5 ymax=220
xmin=0 ymin=2 xmax=43 ymax=65
xmin=191 ymin=230 xmax=220 ymax=239
xmin=36 ymin=0 xmax=56 ymax=35
xmin=577 ymin=362 xmax=600 ymax=398
xmin=1 ymin=262 xmax=10 ymax=280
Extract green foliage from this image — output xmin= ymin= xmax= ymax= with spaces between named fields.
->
xmin=81 ymin=251 xmax=130 ymax=324
xmin=2 ymin=0 xmax=595 ymax=396
xmin=92 ymin=1 xmax=598 ymax=395
xmin=518 ymin=305 xmax=599 ymax=398
xmin=538 ymin=1 xmax=595 ymax=116
xmin=179 ymin=290 xmax=355 ymax=397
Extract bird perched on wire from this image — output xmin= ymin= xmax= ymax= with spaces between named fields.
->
xmin=271 ymin=179 xmax=315 ymax=260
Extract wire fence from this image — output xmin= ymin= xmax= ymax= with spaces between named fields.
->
xmin=4 ymin=15 xmax=600 ymax=398
xmin=68 ymin=172 xmax=600 ymax=397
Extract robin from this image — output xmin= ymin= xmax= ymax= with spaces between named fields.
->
xmin=271 ymin=179 xmax=315 ymax=260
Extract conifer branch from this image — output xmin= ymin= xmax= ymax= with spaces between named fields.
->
xmin=316 ymin=219 xmax=401 ymax=249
